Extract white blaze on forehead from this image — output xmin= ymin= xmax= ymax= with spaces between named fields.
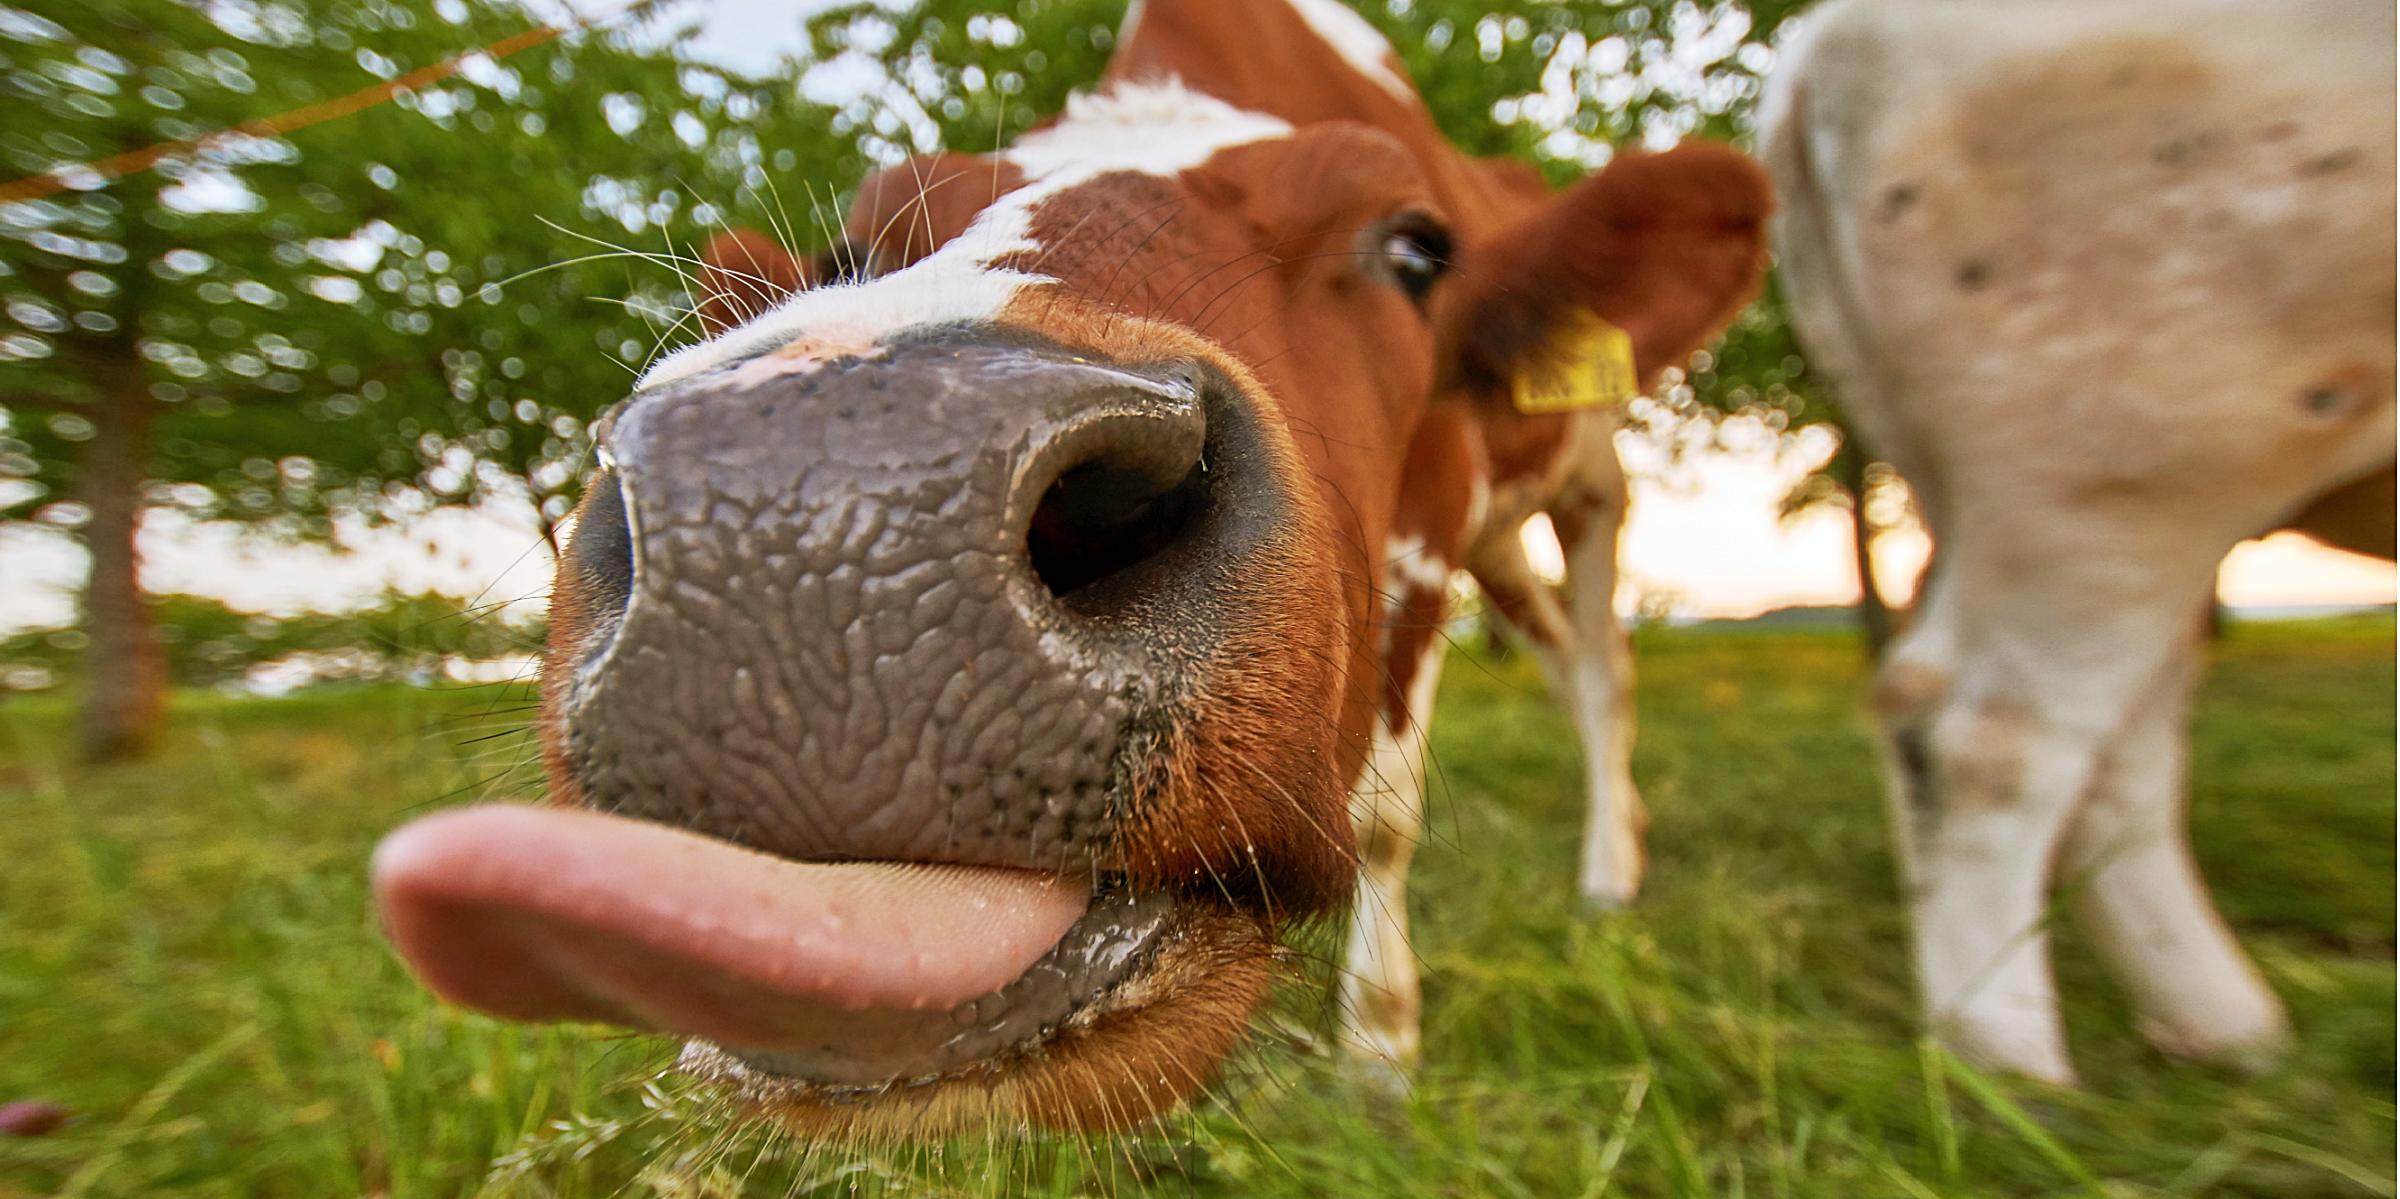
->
xmin=638 ymin=81 xmax=1292 ymax=393
xmin=1003 ymin=83 xmax=1292 ymax=181
xmin=1286 ymin=0 xmax=1416 ymax=104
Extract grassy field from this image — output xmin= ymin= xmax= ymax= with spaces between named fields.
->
xmin=1 ymin=619 xmax=2390 ymax=1197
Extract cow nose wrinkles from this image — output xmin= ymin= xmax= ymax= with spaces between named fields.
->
xmin=560 ymin=332 xmax=1262 ymax=876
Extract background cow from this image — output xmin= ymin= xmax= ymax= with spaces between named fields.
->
xmin=1761 ymin=0 xmax=2394 ymax=1082
xmin=373 ymin=0 xmax=1768 ymax=1135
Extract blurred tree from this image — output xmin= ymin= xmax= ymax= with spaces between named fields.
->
xmin=0 ymin=0 xmax=1890 ymax=751
xmin=0 ymin=588 xmax=543 ymax=692
xmin=0 ymin=0 xmax=844 ymax=755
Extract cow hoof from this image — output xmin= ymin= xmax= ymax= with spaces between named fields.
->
xmin=1577 ymin=846 xmax=1644 ymax=911
xmin=2141 ymin=1016 xmax=2291 ymax=1076
xmin=1995 ymin=1056 xmax=2079 ymax=1089
xmin=1939 ymin=1030 xmax=2080 ymax=1089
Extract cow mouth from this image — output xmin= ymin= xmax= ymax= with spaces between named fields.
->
xmin=372 ymin=805 xmax=1267 ymax=1133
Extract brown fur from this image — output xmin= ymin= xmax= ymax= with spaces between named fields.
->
xmin=696 ymin=229 xmax=812 ymax=332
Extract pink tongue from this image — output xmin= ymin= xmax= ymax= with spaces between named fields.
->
xmin=371 ymin=806 xmax=1088 ymax=1051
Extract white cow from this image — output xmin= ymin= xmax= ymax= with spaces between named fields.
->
xmin=1760 ymin=0 xmax=2395 ymax=1082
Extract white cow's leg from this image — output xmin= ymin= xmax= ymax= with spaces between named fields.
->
xmin=1886 ymin=689 xmax=2091 ymax=1082
xmin=1546 ymin=489 xmax=1644 ymax=910
xmin=1465 ymin=528 xmax=1605 ymax=901
xmin=1339 ymin=576 xmax=1450 ymax=1071
xmin=1875 ymin=580 xmax=2085 ymax=1084
xmin=1469 ymin=502 xmax=1645 ymax=909
xmin=2063 ymin=639 xmax=2289 ymax=1068
xmin=1878 ymin=552 xmax=2221 ymax=1084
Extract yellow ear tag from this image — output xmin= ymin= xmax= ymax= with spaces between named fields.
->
xmin=1511 ymin=313 xmax=1638 ymax=416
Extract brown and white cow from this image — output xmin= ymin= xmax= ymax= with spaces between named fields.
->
xmin=372 ymin=0 xmax=1767 ymax=1135
xmin=1761 ymin=0 xmax=2393 ymax=1083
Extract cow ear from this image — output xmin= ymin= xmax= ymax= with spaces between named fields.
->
xmin=1440 ymin=141 xmax=1771 ymax=405
xmin=694 ymin=230 xmax=874 ymax=333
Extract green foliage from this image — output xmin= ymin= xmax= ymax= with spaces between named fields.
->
xmin=0 ymin=589 xmax=542 ymax=691
xmin=0 ymin=0 xmax=849 ymax=538
xmin=799 ymin=0 xmax=1810 ymax=167
xmin=1 ymin=619 xmax=2390 ymax=1196
xmin=799 ymin=1 xmax=1122 ymax=166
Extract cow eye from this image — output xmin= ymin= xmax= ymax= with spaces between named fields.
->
xmin=1372 ymin=215 xmax=1453 ymax=304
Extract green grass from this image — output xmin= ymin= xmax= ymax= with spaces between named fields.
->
xmin=1 ymin=619 xmax=2391 ymax=1197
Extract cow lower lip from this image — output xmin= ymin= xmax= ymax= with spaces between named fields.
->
xmin=714 ymin=887 xmax=1179 ymax=1088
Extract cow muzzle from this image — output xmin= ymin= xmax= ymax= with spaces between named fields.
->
xmin=373 ymin=329 xmax=1352 ymax=1131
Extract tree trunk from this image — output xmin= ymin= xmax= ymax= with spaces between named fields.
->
xmin=77 ymin=358 xmax=164 ymax=761
xmin=1832 ymin=443 xmax=1894 ymax=657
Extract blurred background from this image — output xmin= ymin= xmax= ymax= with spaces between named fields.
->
xmin=4 ymin=0 xmax=2388 ymax=755
xmin=0 ymin=2 xmax=2389 ymax=1196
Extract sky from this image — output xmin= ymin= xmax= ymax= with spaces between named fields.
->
xmin=539 ymin=0 xmax=851 ymax=76
xmin=2 ymin=0 xmax=2390 ymax=635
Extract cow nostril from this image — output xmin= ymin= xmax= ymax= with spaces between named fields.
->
xmin=1026 ymin=455 xmax=1206 ymax=603
xmin=567 ymin=468 xmax=636 ymax=626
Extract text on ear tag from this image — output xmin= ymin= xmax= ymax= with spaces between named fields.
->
xmin=1512 ymin=313 xmax=1638 ymax=416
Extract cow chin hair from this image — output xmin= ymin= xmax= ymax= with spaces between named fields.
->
xmin=689 ymin=906 xmax=1278 ymax=1140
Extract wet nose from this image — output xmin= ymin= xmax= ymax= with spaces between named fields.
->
xmin=555 ymin=333 xmax=1240 ymax=872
